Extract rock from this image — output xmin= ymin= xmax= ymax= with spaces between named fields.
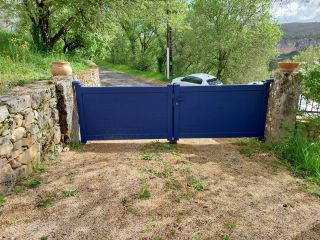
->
xmin=25 ymin=124 xmax=40 ymax=135
xmin=11 ymin=148 xmax=23 ymax=159
xmin=21 ymin=137 xmax=33 ymax=147
xmin=9 ymin=159 xmax=22 ymax=169
xmin=0 ymin=105 xmax=9 ymax=123
xmin=17 ymin=143 xmax=40 ymax=165
xmin=0 ymin=158 xmax=5 ymax=168
xmin=13 ymin=164 xmax=32 ymax=178
xmin=0 ymin=163 xmax=16 ymax=194
xmin=23 ymin=110 xmax=35 ymax=127
xmin=0 ymin=135 xmax=11 ymax=145
xmin=34 ymin=110 xmax=39 ymax=120
xmin=49 ymin=98 xmax=57 ymax=108
xmin=12 ymin=114 xmax=23 ymax=128
xmin=12 ymin=127 xmax=26 ymax=142
xmin=13 ymin=140 xmax=22 ymax=150
xmin=52 ymin=109 xmax=59 ymax=121
xmin=53 ymin=126 xmax=61 ymax=144
xmin=6 ymin=95 xmax=31 ymax=113
xmin=0 ymin=140 xmax=13 ymax=157
xmin=63 ymin=147 xmax=70 ymax=152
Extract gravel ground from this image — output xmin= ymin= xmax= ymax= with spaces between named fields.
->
xmin=1 ymin=138 xmax=320 ymax=240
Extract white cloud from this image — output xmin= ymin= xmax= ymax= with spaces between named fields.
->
xmin=271 ymin=0 xmax=320 ymax=23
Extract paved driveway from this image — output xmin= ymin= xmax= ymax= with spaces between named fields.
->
xmin=99 ymin=68 xmax=165 ymax=86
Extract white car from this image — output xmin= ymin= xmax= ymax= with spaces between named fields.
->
xmin=171 ymin=73 xmax=223 ymax=86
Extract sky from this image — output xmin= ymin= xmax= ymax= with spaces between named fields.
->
xmin=271 ymin=0 xmax=320 ymax=23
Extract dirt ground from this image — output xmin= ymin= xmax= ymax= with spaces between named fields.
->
xmin=1 ymin=138 xmax=320 ymax=240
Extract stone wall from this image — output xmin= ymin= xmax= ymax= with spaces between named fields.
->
xmin=0 ymin=68 xmax=100 ymax=194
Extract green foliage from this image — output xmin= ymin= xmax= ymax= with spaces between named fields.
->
xmin=300 ymin=64 xmax=320 ymax=103
xmin=62 ymin=190 xmax=78 ymax=197
xmin=180 ymin=194 xmax=193 ymax=201
xmin=140 ymin=151 xmax=163 ymax=162
xmin=127 ymin=207 xmax=140 ymax=216
xmin=69 ymin=141 xmax=81 ymax=151
xmin=187 ymin=177 xmax=205 ymax=191
xmin=184 ymin=0 xmax=281 ymax=83
xmin=136 ymin=188 xmax=151 ymax=199
xmin=0 ymin=196 xmax=6 ymax=207
xmin=0 ymin=30 xmax=90 ymax=93
xmin=224 ymin=220 xmax=237 ymax=231
xmin=28 ymin=179 xmax=41 ymax=189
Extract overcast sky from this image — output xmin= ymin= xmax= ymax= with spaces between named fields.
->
xmin=271 ymin=0 xmax=320 ymax=23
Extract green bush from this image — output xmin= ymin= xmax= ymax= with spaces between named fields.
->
xmin=300 ymin=64 xmax=320 ymax=103
xmin=0 ymin=30 xmax=90 ymax=94
xmin=280 ymin=125 xmax=320 ymax=181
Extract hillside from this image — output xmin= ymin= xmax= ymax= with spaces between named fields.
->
xmin=277 ymin=22 xmax=320 ymax=55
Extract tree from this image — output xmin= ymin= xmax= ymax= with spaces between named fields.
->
xmin=184 ymin=0 xmax=282 ymax=83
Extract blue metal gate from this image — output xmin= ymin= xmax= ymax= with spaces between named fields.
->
xmin=73 ymin=80 xmax=271 ymax=143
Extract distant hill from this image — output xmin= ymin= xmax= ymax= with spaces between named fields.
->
xmin=277 ymin=22 xmax=320 ymax=56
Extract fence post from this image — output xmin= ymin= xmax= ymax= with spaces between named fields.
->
xmin=264 ymin=71 xmax=302 ymax=142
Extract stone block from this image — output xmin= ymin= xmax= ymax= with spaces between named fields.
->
xmin=11 ymin=148 xmax=23 ymax=159
xmin=9 ymin=159 xmax=22 ymax=169
xmin=6 ymin=95 xmax=31 ymax=113
xmin=0 ymin=105 xmax=9 ymax=123
xmin=0 ymin=140 xmax=13 ymax=157
xmin=12 ymin=114 xmax=23 ymax=128
xmin=26 ymin=124 xmax=40 ymax=135
xmin=23 ymin=110 xmax=35 ymax=127
xmin=13 ymin=140 xmax=22 ymax=150
xmin=21 ymin=137 xmax=33 ymax=147
xmin=0 ymin=163 xmax=16 ymax=194
xmin=12 ymin=127 xmax=26 ymax=142
xmin=53 ymin=126 xmax=61 ymax=144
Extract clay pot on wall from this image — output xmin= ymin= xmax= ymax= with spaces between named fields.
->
xmin=278 ymin=62 xmax=300 ymax=73
xmin=51 ymin=62 xmax=73 ymax=76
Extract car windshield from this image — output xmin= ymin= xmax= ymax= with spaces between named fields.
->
xmin=207 ymin=78 xmax=218 ymax=85
xmin=181 ymin=76 xmax=202 ymax=84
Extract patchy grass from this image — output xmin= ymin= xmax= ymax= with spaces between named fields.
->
xmin=187 ymin=177 xmax=205 ymax=191
xmin=0 ymin=196 xmax=6 ymax=207
xmin=69 ymin=141 xmax=81 ymax=151
xmin=148 ymin=140 xmax=181 ymax=156
xmin=27 ymin=179 xmax=41 ymax=189
xmin=180 ymin=194 xmax=193 ymax=201
xmin=224 ymin=220 xmax=237 ymax=231
xmin=97 ymin=61 xmax=169 ymax=84
xmin=35 ymin=195 xmax=55 ymax=208
xmin=62 ymin=190 xmax=78 ymax=197
xmin=165 ymin=179 xmax=182 ymax=190
xmin=32 ymin=159 xmax=47 ymax=173
xmin=66 ymin=174 xmax=75 ymax=184
xmin=127 ymin=207 xmax=140 ymax=216
xmin=140 ymin=151 xmax=163 ymax=162
xmin=145 ymin=168 xmax=173 ymax=179
xmin=136 ymin=188 xmax=151 ymax=200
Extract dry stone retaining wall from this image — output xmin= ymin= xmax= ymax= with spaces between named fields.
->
xmin=0 ymin=68 xmax=100 ymax=194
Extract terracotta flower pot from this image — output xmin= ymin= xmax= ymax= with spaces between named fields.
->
xmin=51 ymin=62 xmax=73 ymax=76
xmin=278 ymin=62 xmax=300 ymax=73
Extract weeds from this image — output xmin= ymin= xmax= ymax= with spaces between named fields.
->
xmin=187 ymin=177 xmax=205 ymax=191
xmin=149 ymin=140 xmax=181 ymax=156
xmin=140 ymin=151 xmax=162 ymax=162
xmin=62 ymin=190 xmax=78 ymax=197
xmin=224 ymin=220 xmax=236 ymax=230
xmin=180 ymin=194 xmax=193 ymax=201
xmin=69 ymin=141 xmax=81 ymax=151
xmin=66 ymin=174 xmax=75 ymax=183
xmin=0 ymin=196 xmax=6 ymax=207
xmin=145 ymin=168 xmax=173 ymax=178
xmin=127 ymin=207 xmax=140 ymax=216
xmin=32 ymin=159 xmax=47 ymax=173
xmin=28 ymin=179 xmax=41 ymax=189
xmin=166 ymin=179 xmax=182 ymax=190
xmin=137 ymin=188 xmax=151 ymax=199
xmin=36 ymin=196 xmax=55 ymax=208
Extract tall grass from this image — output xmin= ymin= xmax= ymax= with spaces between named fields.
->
xmin=0 ymin=30 xmax=89 ymax=94
xmin=280 ymin=123 xmax=320 ymax=181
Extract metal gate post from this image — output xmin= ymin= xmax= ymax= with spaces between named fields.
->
xmin=72 ymin=81 xmax=87 ymax=144
xmin=170 ymin=84 xmax=181 ymax=143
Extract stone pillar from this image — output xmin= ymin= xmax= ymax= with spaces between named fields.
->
xmin=264 ymin=71 xmax=302 ymax=142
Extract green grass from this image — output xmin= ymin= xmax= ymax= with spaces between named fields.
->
xmin=28 ymin=179 xmax=41 ymax=189
xmin=187 ymin=177 xmax=205 ymax=191
xmin=235 ymin=124 xmax=320 ymax=186
xmin=127 ymin=207 xmax=140 ymax=216
xmin=139 ymin=151 xmax=163 ymax=162
xmin=35 ymin=196 xmax=55 ymax=208
xmin=224 ymin=220 xmax=236 ymax=231
xmin=69 ymin=141 xmax=81 ymax=151
xmin=0 ymin=196 xmax=6 ymax=207
xmin=97 ymin=61 xmax=169 ymax=84
xmin=0 ymin=30 xmax=90 ymax=94
xmin=62 ymin=190 xmax=78 ymax=197
xmin=136 ymin=188 xmax=151 ymax=199
xmin=180 ymin=194 xmax=193 ymax=201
